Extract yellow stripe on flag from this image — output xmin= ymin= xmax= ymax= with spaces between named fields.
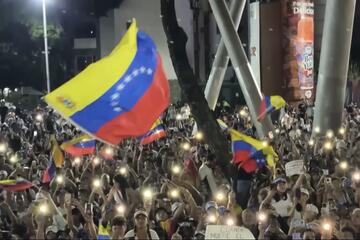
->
xmin=229 ymin=129 xmax=278 ymax=158
xmin=60 ymin=135 xmax=93 ymax=150
xmin=51 ymin=136 xmax=64 ymax=168
xmin=270 ymin=96 xmax=286 ymax=110
xmin=44 ymin=21 xmax=139 ymax=118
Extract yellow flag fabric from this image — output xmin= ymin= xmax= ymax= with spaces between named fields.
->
xmin=44 ymin=21 xmax=138 ymax=118
xmin=60 ymin=134 xmax=93 ymax=150
xmin=270 ymin=96 xmax=286 ymax=110
xmin=51 ymin=136 xmax=64 ymax=168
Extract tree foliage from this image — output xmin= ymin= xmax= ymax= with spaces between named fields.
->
xmin=160 ymin=0 xmax=232 ymax=177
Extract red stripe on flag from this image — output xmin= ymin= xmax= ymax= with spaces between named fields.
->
xmin=233 ymin=151 xmax=257 ymax=173
xmin=140 ymin=130 xmax=166 ymax=145
xmin=64 ymin=146 xmax=95 ymax=156
xmin=96 ymin=56 xmax=170 ymax=144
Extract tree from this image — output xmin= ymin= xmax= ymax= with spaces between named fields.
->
xmin=160 ymin=0 xmax=232 ymax=176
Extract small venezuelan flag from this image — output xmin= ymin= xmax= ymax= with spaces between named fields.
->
xmin=229 ymin=129 xmax=277 ymax=173
xmin=97 ymin=224 xmax=111 ymax=240
xmin=61 ymin=135 xmax=96 ymax=156
xmin=139 ymin=119 xmax=166 ymax=145
xmin=257 ymin=95 xmax=286 ymax=121
xmin=42 ymin=159 xmax=56 ymax=183
xmin=44 ymin=20 xmax=170 ymax=145
xmin=0 ymin=179 xmax=33 ymax=192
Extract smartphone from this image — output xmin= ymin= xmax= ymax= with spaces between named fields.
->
xmin=85 ymin=203 xmax=93 ymax=215
xmin=33 ymin=131 xmax=38 ymax=137
xmin=64 ymin=193 xmax=71 ymax=205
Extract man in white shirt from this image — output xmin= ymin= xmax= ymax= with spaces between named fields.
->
xmin=199 ymin=154 xmax=218 ymax=199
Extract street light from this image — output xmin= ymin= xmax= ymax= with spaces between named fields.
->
xmin=41 ymin=0 xmax=51 ymax=93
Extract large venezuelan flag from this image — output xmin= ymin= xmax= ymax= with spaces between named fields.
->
xmin=0 ymin=179 xmax=33 ymax=192
xmin=257 ymin=95 xmax=286 ymax=121
xmin=61 ymin=135 xmax=96 ymax=156
xmin=229 ymin=129 xmax=277 ymax=173
xmin=139 ymin=119 xmax=166 ymax=145
xmin=44 ymin=20 xmax=170 ymax=144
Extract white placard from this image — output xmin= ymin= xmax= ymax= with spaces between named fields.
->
xmin=285 ymin=160 xmax=304 ymax=177
xmin=205 ymin=225 xmax=255 ymax=240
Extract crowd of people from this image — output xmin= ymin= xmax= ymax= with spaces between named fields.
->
xmin=0 ymin=98 xmax=359 ymax=240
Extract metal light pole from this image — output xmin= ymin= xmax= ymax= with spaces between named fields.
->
xmin=204 ymin=0 xmax=246 ymax=110
xmin=208 ymin=0 xmax=273 ymax=138
xmin=42 ymin=0 xmax=51 ymax=93
xmin=313 ymin=0 xmax=356 ymax=134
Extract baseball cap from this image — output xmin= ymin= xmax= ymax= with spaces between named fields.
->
xmin=300 ymin=188 xmax=309 ymax=196
xmin=205 ymin=201 xmax=218 ymax=211
xmin=0 ymin=170 xmax=8 ymax=178
xmin=273 ymin=177 xmax=287 ymax=185
xmin=134 ymin=210 xmax=148 ymax=219
xmin=46 ymin=225 xmax=59 ymax=235
xmin=306 ymin=204 xmax=319 ymax=215
xmin=218 ymin=206 xmax=230 ymax=216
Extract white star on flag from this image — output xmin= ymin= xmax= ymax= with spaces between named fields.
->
xmin=111 ymin=101 xmax=118 ymax=107
xmin=146 ymin=68 xmax=153 ymax=75
xmin=117 ymin=83 xmax=126 ymax=91
xmin=132 ymin=69 xmax=139 ymax=77
xmin=111 ymin=93 xmax=120 ymax=100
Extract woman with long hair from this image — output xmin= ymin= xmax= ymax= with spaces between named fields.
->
xmin=124 ymin=210 xmax=159 ymax=240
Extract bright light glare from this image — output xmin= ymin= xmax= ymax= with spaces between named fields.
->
xmin=339 ymin=127 xmax=346 ymax=135
xmin=0 ymin=143 xmax=7 ymax=153
xmin=207 ymin=215 xmax=217 ymax=223
xmin=172 ymin=165 xmax=181 ymax=175
xmin=195 ymin=132 xmax=203 ymax=140
xmin=258 ymin=212 xmax=267 ymax=222
xmin=353 ymin=172 xmax=360 ymax=182
xmin=339 ymin=161 xmax=348 ymax=170
xmin=93 ymin=157 xmax=100 ymax=165
xmin=170 ymin=189 xmax=179 ymax=198
xmin=182 ymin=143 xmax=190 ymax=151
xmin=39 ymin=203 xmax=49 ymax=215
xmin=308 ymin=139 xmax=315 ymax=146
xmin=143 ymin=189 xmax=153 ymax=200
xmin=56 ymin=175 xmax=64 ymax=184
xmin=117 ymin=205 xmax=125 ymax=214
xmin=239 ymin=109 xmax=248 ymax=117
xmin=324 ymin=141 xmax=333 ymax=150
xmin=314 ymin=126 xmax=320 ymax=133
xmin=119 ymin=167 xmax=127 ymax=175
xmin=93 ymin=179 xmax=101 ymax=188
xmin=105 ymin=147 xmax=113 ymax=155
xmin=322 ymin=222 xmax=332 ymax=231
xmin=216 ymin=192 xmax=225 ymax=202
xmin=74 ymin=157 xmax=81 ymax=165
xmin=326 ymin=130 xmax=334 ymax=139
xmin=35 ymin=114 xmax=43 ymax=122
xmin=226 ymin=218 xmax=235 ymax=226
xmin=9 ymin=155 xmax=18 ymax=164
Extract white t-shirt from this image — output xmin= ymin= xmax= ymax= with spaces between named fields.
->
xmin=124 ymin=229 xmax=159 ymax=240
xmin=271 ymin=193 xmax=293 ymax=217
xmin=199 ymin=163 xmax=218 ymax=194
